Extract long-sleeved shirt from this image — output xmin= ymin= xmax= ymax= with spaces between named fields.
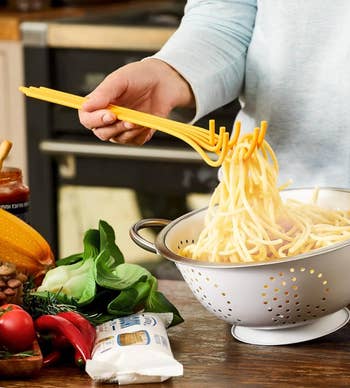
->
xmin=153 ymin=0 xmax=350 ymax=187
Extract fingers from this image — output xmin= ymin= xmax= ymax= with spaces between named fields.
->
xmin=79 ymin=109 xmax=117 ymax=130
xmin=133 ymin=128 xmax=155 ymax=145
xmin=93 ymin=123 xmax=154 ymax=146
xmin=79 ymin=104 xmax=153 ymax=146
xmin=109 ymin=127 xmax=153 ymax=146
xmin=79 ymin=71 xmax=126 ymax=129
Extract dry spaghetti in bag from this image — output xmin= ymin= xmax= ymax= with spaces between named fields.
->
xmin=85 ymin=312 xmax=183 ymax=385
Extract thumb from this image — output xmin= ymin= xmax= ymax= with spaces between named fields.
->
xmin=81 ymin=71 xmax=127 ymax=112
xmin=81 ymin=90 xmax=111 ymax=112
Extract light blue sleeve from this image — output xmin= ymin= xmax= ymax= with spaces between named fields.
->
xmin=152 ymin=0 xmax=257 ymax=122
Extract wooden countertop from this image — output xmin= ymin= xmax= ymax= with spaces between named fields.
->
xmin=0 ymin=1 xmax=166 ymax=41
xmin=3 ymin=279 xmax=350 ymax=387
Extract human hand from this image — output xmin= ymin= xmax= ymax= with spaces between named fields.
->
xmin=79 ymin=58 xmax=194 ymax=145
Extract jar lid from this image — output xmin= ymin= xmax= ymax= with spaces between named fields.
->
xmin=0 ymin=167 xmax=22 ymax=183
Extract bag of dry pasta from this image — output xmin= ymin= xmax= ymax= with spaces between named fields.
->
xmin=85 ymin=312 xmax=183 ymax=385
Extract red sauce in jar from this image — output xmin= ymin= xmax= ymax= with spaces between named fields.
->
xmin=0 ymin=167 xmax=30 ymax=222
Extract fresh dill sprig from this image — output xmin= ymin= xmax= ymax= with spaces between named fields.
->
xmin=22 ymin=281 xmax=78 ymax=319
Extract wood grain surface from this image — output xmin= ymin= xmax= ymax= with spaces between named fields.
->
xmin=1 ymin=279 xmax=350 ymax=387
xmin=0 ymin=340 xmax=42 ymax=378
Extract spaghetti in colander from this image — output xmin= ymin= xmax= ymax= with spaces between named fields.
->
xmin=180 ymin=122 xmax=350 ymax=263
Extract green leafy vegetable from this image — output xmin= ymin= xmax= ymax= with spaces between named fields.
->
xmin=107 ymin=277 xmax=153 ymax=315
xmin=36 ymin=229 xmax=98 ymax=306
xmin=55 ymin=252 xmax=83 ymax=267
xmin=98 ymin=220 xmax=124 ymax=265
xmin=30 ymin=220 xmax=183 ymax=326
xmin=95 ymin=253 xmax=152 ymax=290
xmin=145 ymin=278 xmax=184 ymax=326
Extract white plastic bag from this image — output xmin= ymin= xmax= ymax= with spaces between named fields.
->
xmin=85 ymin=312 xmax=183 ymax=385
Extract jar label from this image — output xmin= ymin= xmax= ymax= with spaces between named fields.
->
xmin=0 ymin=201 xmax=29 ymax=223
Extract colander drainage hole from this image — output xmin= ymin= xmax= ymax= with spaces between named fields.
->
xmin=177 ymin=239 xmax=195 ymax=249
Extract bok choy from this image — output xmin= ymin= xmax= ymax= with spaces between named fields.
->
xmin=31 ymin=220 xmax=183 ymax=326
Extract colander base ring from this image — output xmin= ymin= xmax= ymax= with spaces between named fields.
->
xmin=231 ymin=308 xmax=350 ymax=346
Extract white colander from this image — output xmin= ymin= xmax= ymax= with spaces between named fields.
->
xmin=130 ymin=188 xmax=350 ymax=345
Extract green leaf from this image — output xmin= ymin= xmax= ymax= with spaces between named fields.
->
xmin=79 ymin=288 xmax=122 ymax=324
xmin=99 ymin=220 xmax=124 ymax=265
xmin=107 ymin=278 xmax=152 ymax=315
xmin=55 ymin=252 xmax=83 ymax=267
xmin=37 ymin=254 xmax=96 ymax=306
xmin=94 ymin=250 xmax=152 ymax=290
xmin=37 ymin=260 xmax=83 ymax=292
xmin=72 ymin=258 xmax=96 ymax=306
xmin=83 ymin=228 xmax=100 ymax=260
xmin=145 ymin=280 xmax=184 ymax=327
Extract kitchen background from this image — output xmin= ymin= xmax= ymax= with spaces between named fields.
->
xmin=0 ymin=0 xmax=240 ymax=278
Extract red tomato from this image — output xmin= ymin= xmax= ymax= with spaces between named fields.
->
xmin=0 ymin=304 xmax=23 ymax=311
xmin=0 ymin=307 xmax=36 ymax=353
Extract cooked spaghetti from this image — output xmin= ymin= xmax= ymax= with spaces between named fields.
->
xmin=180 ymin=122 xmax=350 ymax=263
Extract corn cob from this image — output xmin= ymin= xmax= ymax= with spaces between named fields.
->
xmin=0 ymin=208 xmax=55 ymax=285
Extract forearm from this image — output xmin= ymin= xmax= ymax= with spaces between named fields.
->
xmin=153 ymin=0 xmax=257 ymax=122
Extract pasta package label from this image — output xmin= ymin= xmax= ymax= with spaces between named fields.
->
xmin=85 ymin=312 xmax=183 ymax=385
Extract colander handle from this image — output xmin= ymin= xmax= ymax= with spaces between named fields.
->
xmin=129 ymin=218 xmax=170 ymax=253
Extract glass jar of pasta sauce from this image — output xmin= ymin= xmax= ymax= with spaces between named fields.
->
xmin=0 ymin=167 xmax=30 ymax=223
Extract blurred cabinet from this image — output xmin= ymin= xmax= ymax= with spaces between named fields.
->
xmin=0 ymin=41 xmax=27 ymax=180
